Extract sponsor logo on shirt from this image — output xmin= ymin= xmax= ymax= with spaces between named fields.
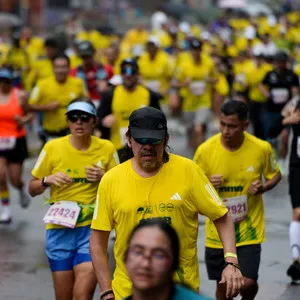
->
xmin=170 ymin=193 xmax=182 ymax=200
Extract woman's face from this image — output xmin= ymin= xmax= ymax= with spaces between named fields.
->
xmin=67 ymin=110 xmax=95 ymax=137
xmin=125 ymin=226 xmax=174 ymax=292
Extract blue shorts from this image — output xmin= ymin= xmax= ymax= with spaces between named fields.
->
xmin=46 ymin=225 xmax=92 ymax=272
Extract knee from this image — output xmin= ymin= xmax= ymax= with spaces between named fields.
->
xmin=10 ymin=175 xmax=22 ymax=189
xmin=240 ymin=278 xmax=258 ymax=299
xmin=293 ymin=208 xmax=300 ymax=221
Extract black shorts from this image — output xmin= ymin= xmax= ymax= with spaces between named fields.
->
xmin=289 ymin=169 xmax=300 ymax=209
xmin=205 ymin=244 xmax=261 ymax=281
xmin=0 ymin=136 xmax=28 ymax=163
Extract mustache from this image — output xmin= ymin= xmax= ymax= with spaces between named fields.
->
xmin=140 ymin=149 xmax=157 ymax=157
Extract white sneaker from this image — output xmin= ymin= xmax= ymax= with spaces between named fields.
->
xmin=0 ymin=207 xmax=12 ymax=224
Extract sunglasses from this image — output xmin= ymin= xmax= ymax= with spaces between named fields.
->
xmin=67 ymin=113 xmax=93 ymax=123
xmin=121 ymin=67 xmax=138 ymax=76
xmin=134 ymin=138 xmax=163 ymax=145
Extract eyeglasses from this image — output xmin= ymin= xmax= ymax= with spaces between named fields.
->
xmin=134 ymin=138 xmax=163 ymax=145
xmin=128 ymin=246 xmax=170 ymax=263
xmin=67 ymin=113 xmax=93 ymax=123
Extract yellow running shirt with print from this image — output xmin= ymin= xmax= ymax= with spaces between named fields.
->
xmin=194 ymin=132 xmax=280 ymax=248
xmin=32 ymin=135 xmax=119 ymax=230
xmin=91 ymin=154 xmax=228 ymax=300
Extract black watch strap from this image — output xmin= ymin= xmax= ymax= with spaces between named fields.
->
xmin=223 ymin=261 xmax=240 ymax=270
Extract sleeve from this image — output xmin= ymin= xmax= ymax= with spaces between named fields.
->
xmin=31 ymin=143 xmax=53 ymax=179
xmin=91 ymin=177 xmax=114 ymax=231
xmin=149 ymin=89 xmax=162 ymax=110
xmin=268 ymin=116 xmax=284 ymax=138
xmin=193 ymin=146 xmax=208 ymax=173
xmin=292 ymin=72 xmax=300 ymax=87
xmin=262 ymin=72 xmax=271 ymax=86
xmin=28 ymin=83 xmax=42 ymax=105
xmin=190 ymin=164 xmax=227 ymax=221
xmin=105 ymin=144 xmax=120 ymax=171
xmin=97 ymin=88 xmax=114 ymax=139
xmin=263 ymin=142 xmax=280 ymax=180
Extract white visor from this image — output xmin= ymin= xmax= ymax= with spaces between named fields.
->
xmin=66 ymin=102 xmax=97 ymax=116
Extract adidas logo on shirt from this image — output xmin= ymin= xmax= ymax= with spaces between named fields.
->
xmin=170 ymin=193 xmax=182 ymax=201
xmin=246 ymin=166 xmax=254 ymax=172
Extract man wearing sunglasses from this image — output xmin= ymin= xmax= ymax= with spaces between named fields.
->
xmin=96 ymin=58 xmax=161 ymax=161
xmin=91 ymin=106 xmax=243 ymax=300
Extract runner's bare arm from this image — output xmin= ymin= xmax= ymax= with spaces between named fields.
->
xmin=262 ymin=172 xmax=281 ymax=194
xmin=259 ymin=83 xmax=269 ymax=99
xmin=28 ymin=176 xmax=48 ymax=197
xmin=214 ymin=212 xmax=244 ymax=298
xmin=90 ymin=230 xmax=114 ymax=299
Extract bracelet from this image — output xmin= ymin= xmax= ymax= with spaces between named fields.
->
xmin=223 ymin=261 xmax=240 ymax=270
xmin=100 ymin=289 xmax=114 ymax=299
xmin=224 ymin=252 xmax=237 ymax=259
xmin=42 ymin=177 xmax=50 ymax=188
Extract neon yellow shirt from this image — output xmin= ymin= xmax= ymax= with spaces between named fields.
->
xmin=176 ymin=56 xmax=214 ymax=111
xmin=110 ymin=85 xmax=151 ymax=150
xmin=194 ymin=132 xmax=280 ymax=248
xmin=91 ymin=154 xmax=227 ymax=299
xmin=233 ymin=59 xmax=255 ymax=92
xmin=138 ymin=50 xmax=172 ymax=94
xmin=32 ymin=135 xmax=119 ymax=229
xmin=29 ymin=76 xmax=87 ymax=131
xmin=248 ymin=63 xmax=272 ymax=103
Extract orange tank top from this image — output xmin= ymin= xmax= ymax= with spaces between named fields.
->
xmin=0 ymin=88 xmax=26 ymax=138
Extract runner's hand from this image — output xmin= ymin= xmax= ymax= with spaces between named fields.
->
xmin=219 ymin=264 xmax=244 ymax=298
xmin=285 ymin=111 xmax=300 ymax=125
xmin=210 ymin=174 xmax=223 ymax=189
xmin=85 ymin=164 xmax=105 ymax=182
xmin=46 ymin=172 xmax=72 ymax=187
xmin=248 ymin=180 xmax=263 ymax=195
xmin=102 ymin=114 xmax=116 ymax=128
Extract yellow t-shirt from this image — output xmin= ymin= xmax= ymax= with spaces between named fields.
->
xmin=123 ymin=29 xmax=149 ymax=49
xmin=91 ymin=154 xmax=227 ymax=299
xmin=248 ymin=63 xmax=272 ymax=103
xmin=176 ymin=57 xmax=214 ymax=111
xmin=21 ymin=36 xmax=45 ymax=60
xmin=110 ymin=85 xmax=151 ymax=150
xmin=194 ymin=132 xmax=280 ymax=248
xmin=233 ymin=59 xmax=255 ymax=93
xmin=29 ymin=76 xmax=87 ymax=132
xmin=138 ymin=50 xmax=172 ymax=94
xmin=32 ymin=135 xmax=119 ymax=229
xmin=214 ymin=73 xmax=229 ymax=97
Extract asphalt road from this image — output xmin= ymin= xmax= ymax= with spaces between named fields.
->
xmin=0 ymin=124 xmax=299 ymax=299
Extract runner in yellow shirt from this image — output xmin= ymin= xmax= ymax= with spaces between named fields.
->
xmin=29 ymin=54 xmax=87 ymax=141
xmin=96 ymin=58 xmax=161 ymax=158
xmin=90 ymin=106 xmax=243 ymax=300
xmin=194 ymin=100 xmax=281 ymax=300
xmin=29 ymin=97 xmax=119 ymax=300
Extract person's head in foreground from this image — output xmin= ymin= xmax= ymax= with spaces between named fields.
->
xmin=126 ymin=107 xmax=170 ymax=173
xmin=124 ymin=219 xmax=212 ymax=300
xmin=66 ymin=97 xmax=97 ymax=137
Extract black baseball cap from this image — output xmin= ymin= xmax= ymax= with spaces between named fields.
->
xmin=78 ymin=41 xmax=95 ymax=56
xmin=129 ymin=107 xmax=168 ymax=139
xmin=120 ymin=58 xmax=139 ymax=70
xmin=189 ymin=38 xmax=202 ymax=50
xmin=275 ymin=51 xmax=289 ymax=62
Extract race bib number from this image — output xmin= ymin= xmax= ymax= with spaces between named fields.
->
xmin=272 ymin=88 xmax=289 ymax=104
xmin=43 ymin=201 xmax=81 ymax=228
xmin=0 ymin=137 xmax=16 ymax=150
xmin=189 ymin=81 xmax=206 ymax=96
xmin=235 ymin=73 xmax=246 ymax=84
xmin=146 ymin=80 xmax=160 ymax=92
xmin=222 ymin=195 xmax=248 ymax=223
xmin=120 ymin=127 xmax=128 ymax=146
xmin=297 ymin=137 xmax=300 ymax=158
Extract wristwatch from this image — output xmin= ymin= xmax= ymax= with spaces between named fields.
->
xmin=223 ymin=261 xmax=240 ymax=270
xmin=42 ymin=176 xmax=50 ymax=188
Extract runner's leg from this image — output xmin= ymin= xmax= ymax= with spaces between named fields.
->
xmin=0 ymin=157 xmax=11 ymax=223
xmin=73 ymin=262 xmax=97 ymax=300
xmin=52 ymin=270 xmax=74 ymax=300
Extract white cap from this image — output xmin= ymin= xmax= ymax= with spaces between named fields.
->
xmin=109 ymin=75 xmax=122 ymax=86
xmin=66 ymin=101 xmax=97 ymax=116
xmin=245 ymin=26 xmax=256 ymax=40
xmin=201 ymin=31 xmax=211 ymax=41
xmin=179 ymin=22 xmax=191 ymax=34
xmin=147 ymin=35 xmax=160 ymax=47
